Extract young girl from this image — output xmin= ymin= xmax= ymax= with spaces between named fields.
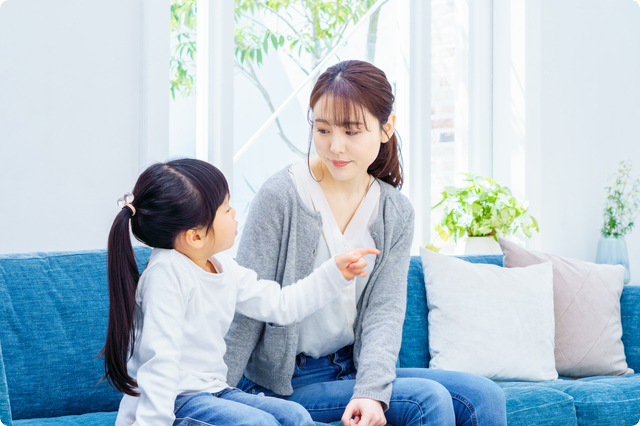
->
xmin=224 ymin=60 xmax=507 ymax=426
xmin=101 ymin=158 xmax=379 ymax=426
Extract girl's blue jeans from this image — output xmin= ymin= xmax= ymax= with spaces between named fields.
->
xmin=172 ymin=387 xmax=315 ymax=426
xmin=239 ymin=345 xmax=507 ymax=426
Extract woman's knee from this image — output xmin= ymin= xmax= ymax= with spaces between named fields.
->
xmin=477 ymin=376 xmax=505 ymax=406
xmin=463 ymin=376 xmax=506 ymax=424
xmin=389 ymin=379 xmax=455 ymax=425
xmin=449 ymin=375 xmax=506 ymax=426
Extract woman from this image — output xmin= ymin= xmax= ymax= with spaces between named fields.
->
xmin=224 ymin=60 xmax=506 ymax=426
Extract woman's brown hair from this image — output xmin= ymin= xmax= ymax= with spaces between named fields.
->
xmin=308 ymin=60 xmax=403 ymax=189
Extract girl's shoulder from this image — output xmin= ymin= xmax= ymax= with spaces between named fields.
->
xmin=211 ymin=251 xmax=238 ymax=273
xmin=138 ymin=249 xmax=196 ymax=296
xmin=145 ymin=248 xmax=186 ymax=272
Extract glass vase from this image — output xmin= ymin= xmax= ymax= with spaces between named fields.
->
xmin=596 ymin=236 xmax=631 ymax=284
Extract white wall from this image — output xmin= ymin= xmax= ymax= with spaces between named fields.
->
xmin=0 ymin=0 xmax=168 ymax=254
xmin=540 ymin=0 xmax=640 ymax=272
xmin=494 ymin=0 xmax=640 ymax=280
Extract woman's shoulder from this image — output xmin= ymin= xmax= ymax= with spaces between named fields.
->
xmin=259 ymin=166 xmax=296 ymax=192
xmin=377 ymin=180 xmax=415 ymax=223
xmin=252 ymin=166 xmax=298 ymax=204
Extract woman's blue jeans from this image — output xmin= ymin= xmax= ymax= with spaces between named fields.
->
xmin=173 ymin=388 xmax=315 ymax=426
xmin=239 ymin=345 xmax=507 ymax=426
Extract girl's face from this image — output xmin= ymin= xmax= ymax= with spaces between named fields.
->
xmin=205 ymin=194 xmax=238 ymax=256
xmin=312 ymin=95 xmax=394 ymax=183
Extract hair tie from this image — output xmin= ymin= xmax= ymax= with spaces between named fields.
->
xmin=117 ymin=192 xmax=136 ymax=216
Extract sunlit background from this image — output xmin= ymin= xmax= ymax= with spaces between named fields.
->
xmin=1 ymin=0 xmax=639 ymax=270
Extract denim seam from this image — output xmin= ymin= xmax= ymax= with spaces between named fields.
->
xmin=305 ymin=405 xmax=349 ymax=414
xmin=450 ymin=392 xmax=477 ymax=426
xmin=174 ymin=416 xmax=218 ymax=426
xmin=388 ymin=398 xmax=425 ymax=426
xmin=174 ymin=396 xmax=195 ymax=413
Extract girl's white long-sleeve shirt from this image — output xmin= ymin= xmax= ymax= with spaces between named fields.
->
xmin=115 ymin=248 xmax=352 ymax=426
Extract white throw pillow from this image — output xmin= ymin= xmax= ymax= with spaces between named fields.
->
xmin=420 ymin=247 xmax=558 ymax=381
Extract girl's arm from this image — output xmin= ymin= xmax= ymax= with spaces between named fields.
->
xmin=132 ymin=263 xmax=187 ymax=426
xmin=223 ymin=174 xmax=292 ymax=387
xmin=231 ymin=248 xmax=377 ymax=325
xmin=351 ymin=198 xmax=415 ymax=411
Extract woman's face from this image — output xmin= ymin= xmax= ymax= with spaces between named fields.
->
xmin=312 ymin=95 xmax=394 ymax=184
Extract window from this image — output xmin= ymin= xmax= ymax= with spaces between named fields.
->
xmin=169 ymin=0 xmax=493 ymax=254
xmin=231 ymin=0 xmax=406 ymax=244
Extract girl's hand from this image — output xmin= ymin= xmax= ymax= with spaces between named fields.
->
xmin=335 ymin=247 xmax=381 ymax=280
xmin=341 ymin=398 xmax=386 ymax=426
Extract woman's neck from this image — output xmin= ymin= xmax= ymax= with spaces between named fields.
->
xmin=309 ymin=158 xmax=372 ymax=234
xmin=309 ymin=158 xmax=370 ymax=198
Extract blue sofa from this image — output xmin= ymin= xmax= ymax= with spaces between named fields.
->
xmin=1 ymin=248 xmax=639 ymax=425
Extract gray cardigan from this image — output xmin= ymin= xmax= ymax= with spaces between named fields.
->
xmin=224 ymin=166 xmax=414 ymax=409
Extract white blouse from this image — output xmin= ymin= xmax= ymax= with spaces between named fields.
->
xmin=289 ymin=162 xmax=380 ymax=358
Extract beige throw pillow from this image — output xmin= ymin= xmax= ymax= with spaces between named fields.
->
xmin=499 ymin=237 xmax=633 ymax=377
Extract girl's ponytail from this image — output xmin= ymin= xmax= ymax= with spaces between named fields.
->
xmin=101 ymin=207 xmax=140 ymax=396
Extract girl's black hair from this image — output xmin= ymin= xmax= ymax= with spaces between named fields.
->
xmin=100 ymin=158 xmax=228 ymax=396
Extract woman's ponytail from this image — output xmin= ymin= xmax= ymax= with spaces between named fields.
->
xmin=368 ymin=131 xmax=403 ymax=189
xmin=101 ymin=207 xmax=140 ymax=396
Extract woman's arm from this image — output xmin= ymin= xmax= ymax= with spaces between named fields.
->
xmin=351 ymin=196 xmax=415 ymax=410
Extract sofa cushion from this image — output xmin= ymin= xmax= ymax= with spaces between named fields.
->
xmin=499 ymin=237 xmax=632 ymax=378
xmin=12 ymin=416 xmax=349 ymax=426
xmin=498 ymin=383 xmax=577 ymax=426
xmin=12 ymin=411 xmax=117 ymax=425
xmin=0 ymin=247 xmax=152 ymax=420
xmin=542 ymin=374 xmax=640 ymax=425
xmin=0 ymin=339 xmax=11 ymax=426
xmin=420 ymin=248 xmax=557 ymax=381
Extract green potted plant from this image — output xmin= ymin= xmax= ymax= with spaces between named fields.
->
xmin=432 ymin=174 xmax=539 ymax=254
xmin=596 ymin=160 xmax=640 ymax=284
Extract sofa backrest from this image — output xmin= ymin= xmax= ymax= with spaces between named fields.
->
xmin=0 ymin=247 xmax=152 ymax=420
xmin=398 ymin=254 xmax=504 ymax=368
xmin=398 ymin=254 xmax=640 ymax=373
xmin=621 ymin=285 xmax=640 ymax=372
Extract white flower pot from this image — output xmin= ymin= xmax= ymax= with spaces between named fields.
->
xmin=464 ymin=236 xmax=502 ymax=255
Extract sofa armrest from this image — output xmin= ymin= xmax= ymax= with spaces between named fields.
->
xmin=621 ymin=285 xmax=640 ymax=373
xmin=0 ymin=339 xmax=12 ymax=426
